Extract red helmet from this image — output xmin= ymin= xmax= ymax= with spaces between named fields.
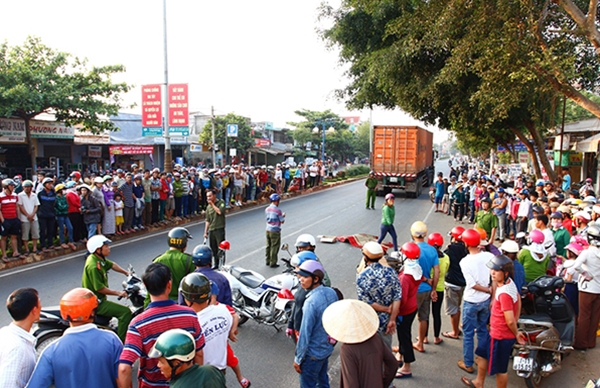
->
xmin=70 ymin=171 xmax=81 ymax=180
xmin=449 ymin=226 xmax=465 ymax=241
xmin=401 ymin=242 xmax=420 ymax=260
xmin=461 ymin=229 xmax=481 ymax=248
xmin=219 ymin=240 xmax=230 ymax=250
xmin=427 ymin=232 xmax=444 ymax=248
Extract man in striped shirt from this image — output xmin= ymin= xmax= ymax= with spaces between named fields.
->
xmin=265 ymin=193 xmax=285 ymax=268
xmin=118 ymin=263 xmax=205 ymax=388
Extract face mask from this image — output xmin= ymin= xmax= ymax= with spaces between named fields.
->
xmin=551 ymin=220 xmax=562 ymax=229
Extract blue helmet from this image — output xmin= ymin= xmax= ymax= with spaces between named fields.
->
xmin=291 ymin=251 xmax=317 ymax=267
xmin=191 ymin=245 xmax=212 ymax=266
xmin=269 ymin=193 xmax=280 ymax=202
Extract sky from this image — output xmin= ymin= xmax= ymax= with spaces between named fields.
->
xmin=2 ymin=0 xmax=447 ymax=142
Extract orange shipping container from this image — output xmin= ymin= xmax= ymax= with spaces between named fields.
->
xmin=372 ymin=126 xmax=433 ymax=175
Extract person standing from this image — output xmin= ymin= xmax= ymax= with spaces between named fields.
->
xmin=516 ymin=189 xmax=531 ymax=233
xmin=293 ymin=261 xmax=338 ymax=388
xmin=101 ymin=176 xmax=116 ymax=236
xmin=203 ymin=190 xmax=226 ymax=268
xmin=457 ymin=229 xmax=493 ymax=374
xmin=26 ymin=288 xmax=123 ymax=388
xmin=81 ymin=235 xmax=131 ymax=342
xmin=54 ymin=184 xmax=77 ymax=250
xmin=142 ymin=169 xmax=153 ymax=225
xmin=91 ymin=177 xmax=106 ymax=235
xmin=491 ymin=188 xmax=508 ymax=241
xmin=118 ymin=263 xmax=205 ymax=388
xmin=0 ymin=288 xmax=40 ymax=388
xmin=35 ymin=177 xmax=56 ymax=252
xmin=475 ymin=198 xmax=498 ymax=243
xmin=150 ymin=227 xmax=195 ymax=302
xmin=181 ymin=245 xmax=232 ymax=306
xmin=172 ymin=172 xmax=183 ymax=217
xmin=377 ymin=193 xmax=398 ymax=252
xmin=561 ymin=167 xmax=571 ymax=192
xmin=79 ymin=184 xmax=102 ymax=240
xmin=1 ymin=179 xmax=23 ymax=262
xmin=356 ymin=241 xmax=401 ymax=349
xmin=365 ymin=172 xmax=378 ymax=210
xmin=118 ymin=173 xmax=135 ymax=233
xmin=66 ymin=181 xmax=84 ymax=243
xmin=322 ymin=299 xmax=398 ymax=388
xmin=132 ymin=174 xmax=145 ymax=230
xmin=443 ymin=226 xmax=468 ymax=339
xmin=17 ymin=180 xmax=40 ymax=256
xmin=265 ymin=193 xmax=285 ymax=268
xmin=150 ymin=168 xmax=162 ymax=224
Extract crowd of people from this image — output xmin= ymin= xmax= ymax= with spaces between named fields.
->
xmin=0 ymin=160 xmax=336 ymax=263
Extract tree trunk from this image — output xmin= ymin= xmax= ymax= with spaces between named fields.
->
xmin=524 ymin=119 xmax=558 ymax=182
xmin=512 ymin=126 xmax=542 ymax=178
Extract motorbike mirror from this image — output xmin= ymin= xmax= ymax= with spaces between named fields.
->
xmin=281 ymin=243 xmax=289 ymax=251
xmin=515 ymin=232 xmax=527 ymax=239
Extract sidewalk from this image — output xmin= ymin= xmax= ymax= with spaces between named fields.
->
xmin=0 ymin=176 xmax=364 ymax=272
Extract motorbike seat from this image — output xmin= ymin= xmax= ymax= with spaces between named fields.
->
xmin=230 ymin=266 xmax=264 ymax=289
xmin=94 ymin=315 xmax=111 ymax=326
xmin=519 ymin=313 xmax=553 ymax=328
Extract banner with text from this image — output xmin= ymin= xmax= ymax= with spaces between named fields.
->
xmin=109 ymin=145 xmax=154 ymax=155
xmin=142 ymin=84 xmax=162 ymax=128
xmin=168 ymin=84 xmax=189 ymax=130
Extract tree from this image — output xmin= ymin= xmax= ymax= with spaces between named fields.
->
xmin=287 ymin=109 xmax=351 ymax=161
xmin=320 ymin=0 xmax=569 ymax=180
xmin=354 ymin=121 xmax=371 ymax=158
xmin=0 ymin=36 xmax=131 ymax=170
xmin=199 ymin=113 xmax=254 ymax=164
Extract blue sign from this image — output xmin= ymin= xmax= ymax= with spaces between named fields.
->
xmin=497 ymin=140 xmax=547 ymax=153
xmin=143 ymin=127 xmax=163 ymax=137
xmin=227 ymin=124 xmax=238 ymax=137
xmin=169 ymin=126 xmax=189 ymax=137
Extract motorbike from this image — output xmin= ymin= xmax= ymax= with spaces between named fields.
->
xmin=429 ymin=187 xmax=435 ymax=203
xmin=221 ymin=243 xmax=299 ymax=330
xmin=513 ymin=275 xmax=575 ymax=388
xmin=32 ymin=265 xmax=146 ymax=354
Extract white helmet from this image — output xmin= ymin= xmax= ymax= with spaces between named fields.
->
xmin=87 ymin=235 xmax=111 ymax=254
xmin=500 ymin=239 xmax=519 ymax=254
xmin=295 ymin=234 xmax=316 ymax=249
xmin=93 ymin=177 xmax=104 ymax=184
xmin=362 ymin=241 xmax=384 ymax=260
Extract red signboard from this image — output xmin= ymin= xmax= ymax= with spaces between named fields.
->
xmin=109 ymin=145 xmax=154 ymax=155
xmin=168 ymin=84 xmax=189 ymax=127
xmin=141 ymin=84 xmax=162 ymax=127
xmin=254 ymin=138 xmax=271 ymax=147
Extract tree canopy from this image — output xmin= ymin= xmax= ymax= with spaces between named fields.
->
xmin=0 ymin=36 xmax=131 ymax=168
xmin=199 ymin=113 xmax=255 ymax=163
xmin=320 ymin=0 xmax=600 ymax=179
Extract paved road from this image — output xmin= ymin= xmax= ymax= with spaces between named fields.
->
xmin=0 ymin=159 xmax=597 ymax=387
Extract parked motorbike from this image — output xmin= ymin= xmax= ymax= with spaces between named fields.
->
xmin=221 ymin=244 xmax=299 ymax=330
xmin=32 ymin=265 xmax=146 ymax=354
xmin=429 ymin=187 xmax=435 ymax=203
xmin=513 ymin=275 xmax=575 ymax=388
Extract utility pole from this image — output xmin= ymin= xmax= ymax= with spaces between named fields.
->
xmin=211 ymin=105 xmax=217 ymax=167
xmin=162 ymin=0 xmax=172 ymax=172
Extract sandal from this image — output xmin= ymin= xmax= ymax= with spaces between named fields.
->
xmin=1 ymin=256 xmax=9 ymax=263
xmin=442 ymin=331 xmax=460 ymax=339
xmin=461 ymin=376 xmax=477 ymax=387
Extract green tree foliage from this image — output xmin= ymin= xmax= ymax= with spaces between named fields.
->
xmin=0 ymin=36 xmax=131 ymax=169
xmin=287 ymin=109 xmax=353 ymax=161
xmin=319 ymin=0 xmax=599 ymax=180
xmin=354 ymin=121 xmax=371 ymax=158
xmin=199 ymin=113 xmax=254 ymax=160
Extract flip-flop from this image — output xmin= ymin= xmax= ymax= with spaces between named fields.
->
xmin=442 ymin=331 xmax=460 ymax=339
xmin=395 ymin=372 xmax=412 ymax=379
xmin=412 ymin=343 xmax=425 ymax=353
xmin=461 ymin=376 xmax=477 ymax=387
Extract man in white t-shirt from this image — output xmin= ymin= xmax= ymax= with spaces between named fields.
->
xmin=457 ymin=229 xmax=493 ymax=374
xmin=516 ymin=189 xmax=531 ymax=233
xmin=17 ymin=180 xmax=40 ymax=255
xmin=180 ymin=273 xmax=232 ymax=370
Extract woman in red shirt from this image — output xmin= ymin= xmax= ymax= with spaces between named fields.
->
xmin=394 ymin=242 xmax=424 ymax=378
xmin=66 ymin=182 xmax=85 ymax=242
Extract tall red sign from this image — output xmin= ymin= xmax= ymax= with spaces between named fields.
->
xmin=168 ymin=84 xmax=189 ymax=127
xmin=141 ymin=84 xmax=162 ymax=127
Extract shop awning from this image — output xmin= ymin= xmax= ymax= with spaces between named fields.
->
xmin=574 ymin=132 xmax=600 ymax=153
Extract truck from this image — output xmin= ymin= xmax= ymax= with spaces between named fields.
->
xmin=371 ymin=125 xmax=435 ymax=198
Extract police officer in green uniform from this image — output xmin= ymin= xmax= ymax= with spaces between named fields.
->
xmin=365 ymin=171 xmax=378 ymax=209
xmin=148 ymin=227 xmax=195 ymax=303
xmin=203 ymin=190 xmax=226 ymax=268
xmin=81 ymin=234 xmax=132 ymax=342
xmin=149 ymin=329 xmax=226 ymax=388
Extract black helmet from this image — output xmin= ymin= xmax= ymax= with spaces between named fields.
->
xmin=192 ymin=245 xmax=212 ymax=266
xmin=486 ymin=255 xmax=514 ymax=280
xmin=587 ymin=224 xmax=600 ymax=247
xmin=481 ymin=197 xmax=492 ymax=204
xmin=179 ymin=273 xmax=211 ymax=303
xmin=168 ymin=227 xmax=192 ymax=249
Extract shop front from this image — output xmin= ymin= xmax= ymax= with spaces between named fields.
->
xmin=109 ymin=145 xmax=156 ymax=171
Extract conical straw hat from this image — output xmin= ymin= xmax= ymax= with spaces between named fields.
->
xmin=322 ymin=299 xmax=379 ymax=344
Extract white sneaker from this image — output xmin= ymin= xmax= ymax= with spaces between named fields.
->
xmin=140 ymin=225 xmax=145 ymax=230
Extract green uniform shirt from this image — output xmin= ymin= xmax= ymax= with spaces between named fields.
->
xmin=206 ymin=199 xmax=226 ymax=231
xmin=365 ymin=177 xmax=378 ymax=190
xmin=171 ymin=364 xmax=225 ymax=388
xmin=552 ymin=227 xmax=570 ymax=257
xmin=518 ymin=248 xmax=550 ymax=283
xmin=82 ymin=253 xmax=114 ymax=302
xmin=153 ymin=249 xmax=195 ymax=300
xmin=381 ymin=205 xmax=395 ymax=226
xmin=475 ymin=210 xmax=498 ymax=237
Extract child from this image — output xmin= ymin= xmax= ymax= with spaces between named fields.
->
xmin=451 ymin=183 xmax=466 ymax=221
xmin=114 ymin=193 xmax=124 ymax=235
xmin=377 ymin=193 xmax=398 ymax=252
xmin=461 ymin=255 xmax=526 ymax=388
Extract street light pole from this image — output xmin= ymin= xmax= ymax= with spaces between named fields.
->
xmin=314 ymin=119 xmax=334 ymax=163
xmin=162 ymin=0 xmax=172 ymax=173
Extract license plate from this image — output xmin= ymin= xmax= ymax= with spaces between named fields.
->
xmin=513 ymin=356 xmax=533 ymax=372
xmin=389 ymin=177 xmax=398 ymax=183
